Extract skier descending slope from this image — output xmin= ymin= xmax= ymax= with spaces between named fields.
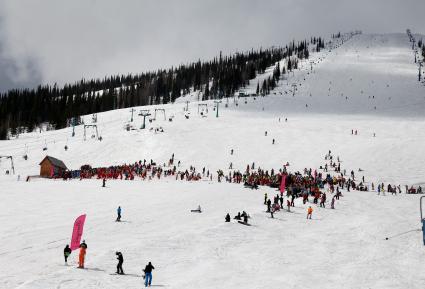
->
xmin=143 ymin=262 xmax=155 ymax=287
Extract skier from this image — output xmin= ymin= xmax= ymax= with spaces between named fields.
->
xmin=307 ymin=206 xmax=313 ymax=219
xmin=191 ymin=205 xmax=202 ymax=213
xmin=116 ymin=206 xmax=122 ymax=222
xmin=272 ymin=139 xmax=275 ymax=144
xmin=143 ymin=262 xmax=155 ymax=287
xmin=279 ymin=195 xmax=284 ymax=209
xmin=286 ymin=199 xmax=291 ymax=212
xmin=270 ymin=206 xmax=275 ymax=218
xmin=225 ymin=213 xmax=231 ymax=222
xmin=78 ymin=240 xmax=87 ymax=268
xmin=102 ymin=178 xmax=106 ymax=187
xmin=116 ymin=252 xmax=124 ymax=274
xmin=331 ymin=196 xmax=335 ymax=209
xmin=64 ymin=244 xmax=71 ymax=265
xmin=266 ymin=199 xmax=272 ymax=212
xmin=264 ymin=193 xmax=268 ymax=205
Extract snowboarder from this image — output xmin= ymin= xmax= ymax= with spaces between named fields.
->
xmin=143 ymin=262 xmax=155 ymax=287
xmin=225 ymin=213 xmax=231 ymax=222
xmin=116 ymin=252 xmax=124 ymax=274
xmin=78 ymin=240 xmax=87 ymax=268
xmin=307 ymin=206 xmax=313 ymax=219
xmin=64 ymin=244 xmax=71 ymax=265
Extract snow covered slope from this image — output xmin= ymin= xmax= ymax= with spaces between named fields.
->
xmin=0 ymin=32 xmax=425 ymax=289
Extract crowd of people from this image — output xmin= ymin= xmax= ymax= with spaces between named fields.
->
xmin=52 ymin=150 xmax=423 ymax=197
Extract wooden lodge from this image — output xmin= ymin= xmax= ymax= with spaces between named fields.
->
xmin=39 ymin=156 xmax=67 ymax=178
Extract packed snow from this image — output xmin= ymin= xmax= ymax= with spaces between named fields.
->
xmin=0 ymin=32 xmax=425 ymax=289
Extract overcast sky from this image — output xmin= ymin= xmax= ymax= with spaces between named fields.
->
xmin=0 ymin=0 xmax=424 ymax=92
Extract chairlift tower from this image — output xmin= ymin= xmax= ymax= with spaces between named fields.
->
xmin=214 ymin=100 xmax=222 ymax=118
xmin=72 ymin=117 xmax=76 ymax=137
xmin=139 ymin=110 xmax=151 ymax=129
xmin=130 ymin=108 xmax=136 ymax=122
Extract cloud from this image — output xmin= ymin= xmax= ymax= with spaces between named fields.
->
xmin=0 ymin=14 xmax=42 ymax=92
xmin=0 ymin=0 xmax=424 ymax=90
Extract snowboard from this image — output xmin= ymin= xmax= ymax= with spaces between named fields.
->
xmin=238 ymin=221 xmax=251 ymax=226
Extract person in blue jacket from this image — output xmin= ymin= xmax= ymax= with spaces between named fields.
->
xmin=116 ymin=206 xmax=122 ymax=222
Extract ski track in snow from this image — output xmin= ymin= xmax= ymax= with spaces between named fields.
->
xmin=0 ymin=32 xmax=425 ymax=289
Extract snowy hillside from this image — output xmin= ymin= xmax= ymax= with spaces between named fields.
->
xmin=0 ymin=32 xmax=425 ymax=289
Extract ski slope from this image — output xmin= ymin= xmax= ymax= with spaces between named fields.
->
xmin=0 ymin=32 xmax=425 ymax=289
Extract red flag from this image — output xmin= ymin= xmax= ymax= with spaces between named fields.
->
xmin=70 ymin=214 xmax=86 ymax=251
xmin=279 ymin=174 xmax=286 ymax=194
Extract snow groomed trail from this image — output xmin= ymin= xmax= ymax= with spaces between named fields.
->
xmin=0 ymin=32 xmax=425 ymax=289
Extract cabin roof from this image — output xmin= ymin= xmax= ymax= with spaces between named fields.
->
xmin=39 ymin=156 xmax=67 ymax=170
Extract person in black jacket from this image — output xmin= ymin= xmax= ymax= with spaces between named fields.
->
xmin=266 ymin=199 xmax=271 ymax=212
xmin=144 ymin=262 xmax=155 ymax=287
xmin=64 ymin=244 xmax=71 ymax=265
xmin=116 ymin=252 xmax=124 ymax=274
xmin=225 ymin=213 xmax=231 ymax=222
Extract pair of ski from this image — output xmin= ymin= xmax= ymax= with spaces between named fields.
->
xmin=109 ymin=272 xmax=142 ymax=277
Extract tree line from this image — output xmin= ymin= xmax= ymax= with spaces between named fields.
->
xmin=0 ymin=37 xmax=326 ymax=139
